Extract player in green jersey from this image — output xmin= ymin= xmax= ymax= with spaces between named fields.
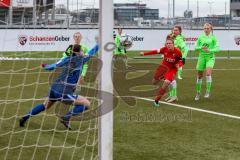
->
xmin=114 ymin=28 xmax=128 ymax=65
xmin=173 ymin=27 xmax=188 ymax=80
xmin=61 ymin=32 xmax=89 ymax=84
xmin=114 ymin=28 xmax=126 ymax=55
xmin=165 ymin=25 xmax=189 ymax=103
xmin=194 ymin=23 xmax=220 ymax=100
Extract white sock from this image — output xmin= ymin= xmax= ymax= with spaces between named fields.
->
xmin=197 ymin=78 xmax=203 ymax=84
xmin=206 ymin=75 xmax=212 ymax=83
xmin=171 ymin=80 xmax=177 ymax=88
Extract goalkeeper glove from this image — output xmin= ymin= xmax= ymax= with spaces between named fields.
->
xmin=41 ymin=64 xmax=56 ymax=70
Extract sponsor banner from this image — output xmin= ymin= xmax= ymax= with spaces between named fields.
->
xmin=12 ymin=0 xmax=33 ymax=7
xmin=124 ymin=29 xmax=240 ymax=51
xmin=0 ymin=0 xmax=10 ymax=7
xmin=0 ymin=29 xmax=239 ymax=51
xmin=0 ymin=29 xmax=98 ymax=51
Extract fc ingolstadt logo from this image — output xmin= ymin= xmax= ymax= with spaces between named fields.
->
xmin=18 ymin=35 xmax=28 ymax=46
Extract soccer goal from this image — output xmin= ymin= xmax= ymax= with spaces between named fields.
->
xmin=0 ymin=0 xmax=113 ymax=160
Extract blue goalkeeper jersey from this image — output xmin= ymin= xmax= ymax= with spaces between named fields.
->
xmin=50 ymin=44 xmax=99 ymax=94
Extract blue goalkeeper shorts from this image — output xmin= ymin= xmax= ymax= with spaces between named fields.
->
xmin=48 ymin=89 xmax=78 ymax=105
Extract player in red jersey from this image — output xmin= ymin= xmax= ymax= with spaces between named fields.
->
xmin=140 ymin=38 xmax=183 ymax=106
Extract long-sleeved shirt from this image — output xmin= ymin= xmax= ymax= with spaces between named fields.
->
xmin=194 ymin=33 xmax=220 ymax=56
xmin=61 ymin=44 xmax=89 ymax=77
xmin=47 ymin=44 xmax=99 ymax=95
xmin=114 ymin=33 xmax=125 ymax=54
xmin=143 ymin=47 xmax=183 ymax=69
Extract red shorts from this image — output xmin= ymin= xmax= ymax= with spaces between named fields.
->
xmin=153 ymin=65 xmax=177 ymax=82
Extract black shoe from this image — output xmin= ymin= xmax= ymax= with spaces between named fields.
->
xmin=154 ymin=100 xmax=160 ymax=107
xmin=60 ymin=117 xmax=72 ymax=130
xmin=19 ymin=118 xmax=26 ymax=127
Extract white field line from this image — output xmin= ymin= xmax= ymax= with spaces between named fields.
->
xmin=135 ymin=96 xmax=240 ymax=120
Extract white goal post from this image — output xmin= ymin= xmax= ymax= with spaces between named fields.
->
xmin=99 ymin=0 xmax=114 ymax=160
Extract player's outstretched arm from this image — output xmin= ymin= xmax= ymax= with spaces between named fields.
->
xmin=140 ymin=49 xmax=160 ymax=56
xmin=42 ymin=56 xmax=70 ymax=71
xmin=41 ymin=64 xmax=56 ymax=70
xmin=88 ymin=44 xmax=99 ymax=56
xmin=82 ymin=44 xmax=99 ymax=63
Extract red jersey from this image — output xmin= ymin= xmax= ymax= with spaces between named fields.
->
xmin=143 ymin=47 xmax=183 ymax=69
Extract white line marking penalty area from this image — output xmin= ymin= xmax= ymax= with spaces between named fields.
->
xmin=135 ymin=97 xmax=240 ymax=120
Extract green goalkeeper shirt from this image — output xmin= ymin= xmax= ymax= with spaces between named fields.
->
xmin=174 ymin=34 xmax=189 ymax=58
xmin=194 ymin=33 xmax=220 ymax=57
xmin=62 ymin=44 xmax=89 ymax=77
xmin=114 ymin=33 xmax=125 ymax=54
xmin=115 ymin=33 xmax=121 ymax=48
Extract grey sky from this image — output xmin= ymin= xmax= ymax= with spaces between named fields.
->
xmin=56 ymin=0 xmax=230 ymax=18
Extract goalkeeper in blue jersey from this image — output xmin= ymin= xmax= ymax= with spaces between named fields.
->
xmin=62 ymin=32 xmax=89 ymax=84
xmin=19 ymin=43 xmax=99 ymax=130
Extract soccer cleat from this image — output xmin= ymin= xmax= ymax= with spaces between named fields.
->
xmin=60 ymin=117 xmax=72 ymax=130
xmin=19 ymin=118 xmax=26 ymax=127
xmin=154 ymin=100 xmax=160 ymax=107
xmin=164 ymin=96 xmax=172 ymax=102
xmin=177 ymin=75 xmax=183 ymax=80
xmin=195 ymin=93 xmax=201 ymax=101
xmin=204 ymin=92 xmax=210 ymax=98
xmin=167 ymin=97 xmax=178 ymax=103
